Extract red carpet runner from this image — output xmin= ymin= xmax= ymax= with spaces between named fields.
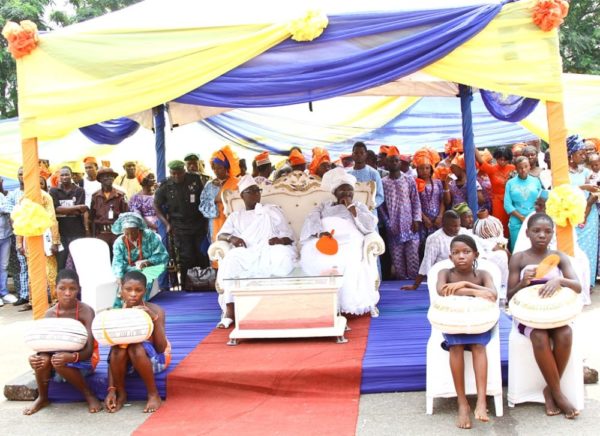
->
xmin=135 ymin=316 xmax=370 ymax=436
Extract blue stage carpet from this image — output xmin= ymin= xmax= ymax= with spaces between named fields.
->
xmin=360 ymin=280 xmax=511 ymax=393
xmin=48 ymin=282 xmax=511 ymax=402
xmin=48 ymin=291 xmax=221 ymax=402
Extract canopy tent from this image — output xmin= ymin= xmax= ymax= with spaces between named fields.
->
xmin=8 ymin=0 xmax=575 ymax=318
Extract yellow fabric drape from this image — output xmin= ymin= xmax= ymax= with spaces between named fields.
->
xmin=21 ymin=138 xmax=48 ymax=319
xmin=424 ymin=0 xmax=563 ymax=102
xmin=18 ymin=23 xmax=300 ymax=140
xmin=520 ymin=74 xmax=600 ymax=141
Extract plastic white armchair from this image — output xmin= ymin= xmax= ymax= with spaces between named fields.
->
xmin=69 ymin=238 xmax=118 ymax=313
xmin=425 ymin=258 xmax=504 ymax=417
xmin=507 ymin=317 xmax=584 ymax=410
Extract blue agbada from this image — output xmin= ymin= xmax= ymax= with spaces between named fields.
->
xmin=111 ymin=228 xmax=169 ymax=306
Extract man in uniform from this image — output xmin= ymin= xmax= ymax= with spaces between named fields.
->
xmin=154 ymin=160 xmax=207 ymax=288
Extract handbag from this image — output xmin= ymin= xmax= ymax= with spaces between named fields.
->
xmin=185 ymin=266 xmax=217 ymax=291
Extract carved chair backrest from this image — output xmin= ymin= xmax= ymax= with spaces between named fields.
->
xmin=222 ymin=171 xmax=376 ymax=240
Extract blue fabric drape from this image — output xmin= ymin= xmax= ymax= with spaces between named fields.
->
xmin=198 ymin=94 xmax=537 ymax=157
xmin=480 ymin=89 xmax=539 ymax=122
xmin=459 ymin=85 xmax=479 ymax=214
xmin=79 ymin=118 xmax=139 ymax=145
xmin=177 ymin=5 xmax=503 ymax=108
xmin=153 ymin=105 xmax=166 ymax=183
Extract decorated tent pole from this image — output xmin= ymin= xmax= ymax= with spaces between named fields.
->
xmin=21 ymin=137 xmax=49 ymax=319
xmin=546 ymin=101 xmax=574 ymax=256
xmin=153 ymin=105 xmax=166 ymax=182
xmin=459 ymin=84 xmax=479 ymax=214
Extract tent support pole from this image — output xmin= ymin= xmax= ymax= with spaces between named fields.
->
xmin=546 ymin=101 xmax=574 ymax=256
xmin=153 ymin=105 xmax=166 ymax=182
xmin=459 ymin=84 xmax=479 ymax=214
xmin=21 ymin=137 xmax=49 ymax=319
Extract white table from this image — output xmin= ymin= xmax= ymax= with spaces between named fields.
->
xmin=223 ymin=269 xmax=347 ymax=345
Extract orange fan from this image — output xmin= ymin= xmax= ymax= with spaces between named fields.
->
xmin=316 ymin=229 xmax=338 ymax=255
xmin=535 ymin=254 xmax=560 ymax=279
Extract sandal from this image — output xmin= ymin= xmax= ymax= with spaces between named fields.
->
xmin=217 ymin=317 xmax=234 ymax=329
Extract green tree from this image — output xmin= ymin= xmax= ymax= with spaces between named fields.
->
xmin=0 ymin=0 xmax=140 ymax=119
xmin=560 ymin=0 xmax=600 ymax=74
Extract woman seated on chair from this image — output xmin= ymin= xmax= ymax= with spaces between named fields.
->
xmin=111 ymin=212 xmax=169 ymax=307
xmin=507 ymin=212 xmax=581 ymax=419
xmin=299 ymin=167 xmax=379 ymax=317
xmin=437 ymin=234 xmax=497 ymax=429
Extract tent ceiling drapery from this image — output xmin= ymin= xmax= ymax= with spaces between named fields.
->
xmin=15 ymin=0 xmax=562 ymax=141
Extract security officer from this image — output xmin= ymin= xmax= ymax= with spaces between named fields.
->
xmin=154 ymin=160 xmax=207 ymax=287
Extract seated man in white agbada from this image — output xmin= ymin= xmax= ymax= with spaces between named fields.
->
xmin=299 ymin=167 xmax=380 ymax=316
xmin=215 ymin=175 xmax=297 ymax=328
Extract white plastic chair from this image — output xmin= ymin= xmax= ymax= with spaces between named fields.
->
xmin=507 ymin=319 xmax=584 ymax=410
xmin=426 ymin=258 xmax=503 ymax=417
xmin=69 ymin=238 xmax=118 ymax=313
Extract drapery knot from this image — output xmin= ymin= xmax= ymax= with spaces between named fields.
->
xmin=532 ymin=0 xmax=569 ymax=32
xmin=2 ymin=20 xmax=39 ymax=59
xmin=287 ymin=10 xmax=328 ymax=42
xmin=11 ymin=198 xmax=53 ymax=236
xmin=546 ymin=184 xmax=586 ymax=227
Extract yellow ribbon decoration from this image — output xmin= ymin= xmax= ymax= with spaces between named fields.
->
xmin=10 ymin=198 xmax=53 ymax=236
xmin=287 ymin=10 xmax=328 ymax=42
xmin=545 ymin=184 xmax=587 ymax=227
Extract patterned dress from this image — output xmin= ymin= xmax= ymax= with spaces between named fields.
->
xmin=380 ymin=174 xmax=422 ymax=280
xmin=418 ymin=179 xmax=444 ymax=241
xmin=570 ymin=167 xmax=597 ymax=287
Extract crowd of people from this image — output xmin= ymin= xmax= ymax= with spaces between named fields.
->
xmin=1 ymin=135 xmax=597 ymax=424
xmin=1 ymin=135 xmax=599 ymax=310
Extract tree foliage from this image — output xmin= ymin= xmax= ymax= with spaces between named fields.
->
xmin=0 ymin=0 xmax=140 ymax=119
xmin=559 ymin=0 xmax=600 ymax=74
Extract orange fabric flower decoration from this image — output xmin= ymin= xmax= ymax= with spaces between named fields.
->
xmin=444 ymin=138 xmax=463 ymax=155
xmin=316 ymin=230 xmax=338 ymax=255
xmin=532 ymin=0 xmax=569 ymax=32
xmin=2 ymin=20 xmax=39 ymax=59
xmin=415 ymin=178 xmax=426 ymax=193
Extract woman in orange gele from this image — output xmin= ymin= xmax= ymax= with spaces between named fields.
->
xmin=199 ymin=145 xmax=240 ymax=245
xmin=309 ymin=147 xmax=332 ymax=178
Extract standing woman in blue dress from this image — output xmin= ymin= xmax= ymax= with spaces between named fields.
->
xmin=567 ymin=134 xmax=600 ymax=288
xmin=504 ymin=157 xmax=543 ymax=252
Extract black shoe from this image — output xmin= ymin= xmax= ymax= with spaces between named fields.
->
xmin=13 ymin=298 xmax=28 ymax=306
xmin=18 ymin=303 xmax=32 ymax=312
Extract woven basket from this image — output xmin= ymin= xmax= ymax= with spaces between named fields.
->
xmin=25 ymin=318 xmax=88 ymax=352
xmin=92 ymin=308 xmax=154 ymax=346
xmin=428 ymin=295 xmax=499 ymax=334
xmin=509 ymin=285 xmax=582 ymax=329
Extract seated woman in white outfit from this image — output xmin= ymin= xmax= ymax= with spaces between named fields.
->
xmin=215 ymin=175 xmax=297 ymax=328
xmin=299 ymin=167 xmax=379 ymax=316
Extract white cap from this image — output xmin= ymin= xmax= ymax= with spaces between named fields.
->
xmin=321 ymin=167 xmax=356 ymax=194
xmin=238 ymin=175 xmax=258 ymax=194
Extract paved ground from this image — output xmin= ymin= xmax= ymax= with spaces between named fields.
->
xmin=1 ymin=290 xmax=599 ymax=435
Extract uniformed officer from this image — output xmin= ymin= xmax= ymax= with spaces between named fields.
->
xmin=154 ymin=160 xmax=207 ymax=287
